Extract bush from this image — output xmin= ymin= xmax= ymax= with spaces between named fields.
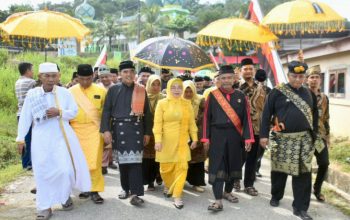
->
xmin=0 ymin=49 xmax=9 ymax=66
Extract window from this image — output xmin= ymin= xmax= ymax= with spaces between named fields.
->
xmin=328 ymin=69 xmax=346 ymax=98
xmin=320 ymin=72 xmax=325 ymax=92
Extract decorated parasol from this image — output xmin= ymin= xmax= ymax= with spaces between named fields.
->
xmin=132 ymin=36 xmax=214 ymax=71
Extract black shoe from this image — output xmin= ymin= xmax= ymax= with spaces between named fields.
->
xmin=30 ymin=187 xmax=37 ymax=194
xmin=270 ymin=199 xmax=279 ymax=207
xmin=130 ymin=195 xmax=144 ymax=206
xmin=79 ymin=192 xmax=90 ymax=199
xmin=102 ymin=167 xmax=108 ymax=175
xmin=91 ymin=192 xmax=104 ymax=204
xmin=293 ymin=209 xmax=313 ymax=220
xmin=256 ymin=171 xmax=262 ymax=177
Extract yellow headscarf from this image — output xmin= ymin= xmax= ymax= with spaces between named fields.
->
xmin=182 ymin=80 xmax=203 ymax=118
xmin=146 ymin=75 xmax=163 ymax=114
xmin=166 ymin=78 xmax=184 ymax=101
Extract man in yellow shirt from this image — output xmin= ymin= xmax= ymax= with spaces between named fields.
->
xmin=69 ymin=64 xmax=106 ymax=204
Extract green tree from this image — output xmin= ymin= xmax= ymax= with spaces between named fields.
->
xmin=8 ymin=4 xmax=34 ymax=14
xmin=164 ymin=15 xmax=194 ymax=38
xmin=140 ymin=6 xmax=166 ymax=41
xmin=94 ymin=16 xmax=122 ymax=52
xmin=0 ymin=10 xmax=9 ymax=22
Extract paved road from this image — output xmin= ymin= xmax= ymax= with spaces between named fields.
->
xmin=0 ymin=160 xmax=348 ymax=220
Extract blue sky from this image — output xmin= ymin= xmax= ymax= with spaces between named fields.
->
xmin=1 ymin=0 xmax=349 ymax=21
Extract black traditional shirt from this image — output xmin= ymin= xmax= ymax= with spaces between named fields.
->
xmin=260 ymin=84 xmax=318 ymax=139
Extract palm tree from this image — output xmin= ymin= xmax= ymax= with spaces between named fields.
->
xmin=94 ymin=16 xmax=122 ymax=52
xmin=140 ymin=6 xmax=164 ymax=41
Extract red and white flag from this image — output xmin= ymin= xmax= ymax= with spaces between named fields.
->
xmin=94 ymin=44 xmax=107 ymax=68
xmin=246 ymin=0 xmax=287 ymax=85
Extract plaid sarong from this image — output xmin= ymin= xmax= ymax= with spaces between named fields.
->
xmin=269 ymin=131 xmax=315 ymax=176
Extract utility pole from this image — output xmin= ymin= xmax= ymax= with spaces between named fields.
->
xmin=137 ymin=0 xmax=141 ymax=44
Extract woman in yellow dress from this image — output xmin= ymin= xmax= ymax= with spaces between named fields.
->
xmin=153 ymin=78 xmax=198 ymax=209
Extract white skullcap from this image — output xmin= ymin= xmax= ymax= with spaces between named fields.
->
xmin=98 ymin=64 xmax=110 ymax=76
xmin=39 ymin=62 xmax=59 ymax=73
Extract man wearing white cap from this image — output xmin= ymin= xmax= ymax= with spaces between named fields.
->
xmin=16 ymin=62 xmax=91 ymax=220
xmin=98 ymin=65 xmax=114 ymax=90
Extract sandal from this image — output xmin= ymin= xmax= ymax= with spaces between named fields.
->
xmin=233 ymin=180 xmax=241 ymax=192
xmin=163 ymin=187 xmax=172 ymax=198
xmin=91 ymin=192 xmax=104 ymax=204
xmin=36 ymin=209 xmax=52 ymax=220
xmin=208 ymin=202 xmax=223 ymax=212
xmin=223 ymin=192 xmax=239 ymax=203
xmin=173 ymin=199 xmax=184 ymax=209
xmin=118 ymin=190 xmax=129 ymax=200
xmin=244 ymin=187 xmax=258 ymax=196
xmin=314 ymin=192 xmax=325 ymax=202
xmin=61 ymin=197 xmax=74 ymax=211
xmin=147 ymin=183 xmax=155 ymax=191
xmin=79 ymin=192 xmax=90 ymax=199
xmin=130 ymin=195 xmax=144 ymax=206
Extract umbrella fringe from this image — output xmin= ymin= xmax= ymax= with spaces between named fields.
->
xmin=267 ymin=20 xmax=345 ymax=36
xmin=132 ymin=56 xmax=215 ymax=72
xmin=196 ymin=35 xmax=278 ymax=52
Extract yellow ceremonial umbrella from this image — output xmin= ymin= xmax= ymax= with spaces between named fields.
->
xmin=196 ymin=18 xmax=278 ymax=51
xmin=0 ymin=10 xmax=90 ymax=40
xmin=0 ymin=10 xmax=90 ymax=60
xmin=262 ymin=0 xmax=345 ymax=36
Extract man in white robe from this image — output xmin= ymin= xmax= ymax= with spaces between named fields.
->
xmin=16 ymin=63 xmax=91 ymax=220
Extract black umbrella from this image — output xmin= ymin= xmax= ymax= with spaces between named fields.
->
xmin=132 ymin=36 xmax=214 ymax=71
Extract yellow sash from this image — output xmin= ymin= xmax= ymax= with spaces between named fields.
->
xmin=70 ymin=85 xmax=101 ymax=128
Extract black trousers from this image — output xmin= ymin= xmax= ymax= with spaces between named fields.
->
xmin=142 ymin=158 xmax=160 ymax=185
xmin=271 ymin=171 xmax=312 ymax=211
xmin=187 ymin=162 xmax=206 ymax=186
xmin=212 ymin=179 xmax=235 ymax=200
xmin=256 ymin=146 xmax=265 ymax=172
xmin=242 ymin=135 xmax=259 ymax=187
xmin=314 ymin=144 xmax=329 ymax=194
xmin=119 ymin=163 xmax=144 ymax=196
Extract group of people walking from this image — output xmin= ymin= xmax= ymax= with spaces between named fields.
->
xmin=15 ymin=56 xmax=329 ymax=220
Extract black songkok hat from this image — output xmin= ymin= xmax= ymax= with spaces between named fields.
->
xmin=218 ymin=65 xmax=234 ymax=75
xmin=110 ymin=68 xmax=118 ymax=74
xmin=161 ymin=68 xmax=170 ymax=74
xmin=77 ymin=64 xmax=93 ymax=76
xmin=288 ymin=61 xmax=308 ymax=74
xmin=119 ymin=60 xmax=135 ymax=72
xmin=194 ymin=76 xmax=204 ymax=82
xmin=241 ymin=58 xmax=254 ymax=66
xmin=139 ymin=67 xmax=153 ymax=74
xmin=203 ymin=76 xmax=211 ymax=81
xmin=255 ymin=69 xmax=267 ymax=82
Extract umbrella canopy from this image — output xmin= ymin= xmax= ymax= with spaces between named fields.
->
xmin=262 ymin=0 xmax=345 ymax=36
xmin=0 ymin=10 xmax=90 ymax=40
xmin=133 ymin=36 xmax=214 ymax=71
xmin=196 ymin=18 xmax=278 ymax=51
xmin=195 ymin=69 xmax=217 ymax=79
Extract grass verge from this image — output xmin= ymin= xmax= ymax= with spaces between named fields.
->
xmin=323 ymin=187 xmax=350 ymax=216
xmin=0 ymin=164 xmax=25 ymax=193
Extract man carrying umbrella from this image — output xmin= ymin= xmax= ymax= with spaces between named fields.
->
xmin=260 ymin=61 xmax=318 ymax=220
xmin=238 ymin=58 xmax=268 ymax=196
xmin=306 ymin=66 xmax=330 ymax=203
xmin=202 ymin=65 xmax=254 ymax=212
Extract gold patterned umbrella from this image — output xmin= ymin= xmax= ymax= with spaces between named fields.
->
xmin=262 ymin=0 xmax=345 ymax=36
xmin=196 ymin=18 xmax=278 ymax=51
